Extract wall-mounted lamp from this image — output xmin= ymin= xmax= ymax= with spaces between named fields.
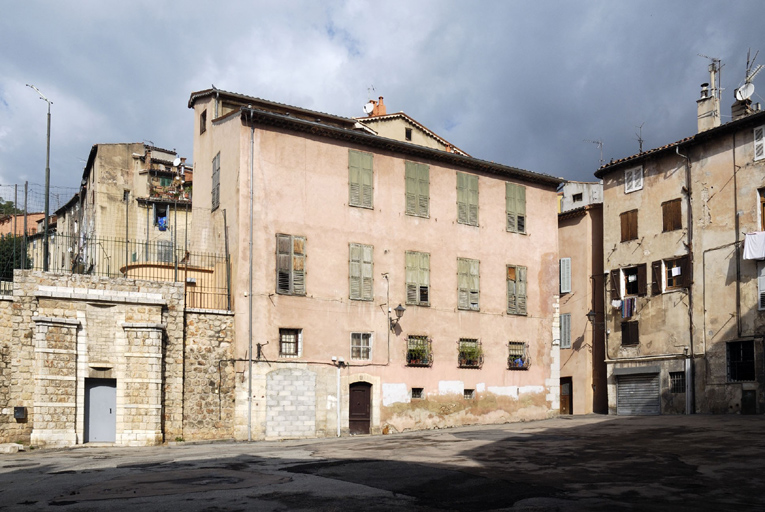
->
xmin=389 ymin=304 xmax=406 ymax=331
xmin=586 ymin=310 xmax=597 ymax=324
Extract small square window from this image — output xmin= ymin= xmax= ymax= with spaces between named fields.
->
xmin=572 ymin=193 xmax=583 ymax=202
xmin=464 ymin=389 xmax=475 ymax=400
xmin=405 ymin=127 xmax=412 ymax=141
xmin=411 ymin=387 xmax=424 ymax=399
xmin=507 ymin=341 xmax=529 ymax=370
xmin=670 ymin=371 xmax=686 ymax=393
xmin=407 ymin=335 xmax=432 ymax=367
xmin=123 ymin=190 xmax=130 ymax=202
xmin=279 ymin=328 xmax=302 ymax=358
xmin=621 ymin=321 xmax=639 ymax=346
xmin=727 ymin=340 xmax=755 ymax=382
xmin=351 ymin=332 xmax=371 ymax=360
xmin=458 ymin=338 xmax=482 ymax=368
xmin=625 ymin=167 xmax=643 ymax=193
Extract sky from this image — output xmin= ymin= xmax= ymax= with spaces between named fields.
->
xmin=2 ymin=0 xmax=765 ymax=200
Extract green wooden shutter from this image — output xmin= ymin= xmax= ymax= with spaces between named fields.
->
xmin=405 ymin=162 xmax=417 ymax=215
xmin=506 ymin=183 xmax=517 ymax=232
xmin=406 ymin=251 xmax=419 ymax=304
xmin=418 ymin=163 xmax=430 ymax=217
xmin=458 ymin=258 xmax=469 ymax=310
xmin=468 ymin=258 xmax=479 ymax=310
xmin=419 ymin=252 xmax=430 ymax=305
xmin=516 ymin=185 xmax=526 ymax=233
xmin=467 ymin=174 xmax=478 ymax=226
xmin=349 ymin=243 xmax=362 ymax=300
xmin=349 ymin=150 xmax=361 ymax=206
xmin=292 ymin=236 xmax=306 ymax=295
xmin=361 ymin=244 xmax=373 ymax=300
xmin=360 ymin=152 xmax=373 ymax=208
xmin=457 ymin=172 xmax=468 ymax=224
xmin=517 ymin=265 xmax=527 ymax=315
xmin=276 ymin=234 xmax=292 ymax=294
xmin=507 ymin=265 xmax=517 ymax=314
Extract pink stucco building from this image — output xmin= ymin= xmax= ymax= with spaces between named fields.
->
xmin=188 ymin=88 xmax=563 ymax=439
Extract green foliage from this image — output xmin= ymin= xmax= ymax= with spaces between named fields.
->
xmin=0 ymin=234 xmax=31 ymax=280
xmin=0 ymin=198 xmax=22 ymax=216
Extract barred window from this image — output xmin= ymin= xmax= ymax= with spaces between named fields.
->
xmin=351 ymin=332 xmax=371 ymax=360
xmin=411 ymin=387 xmax=424 ymax=399
xmin=508 ymin=341 xmax=529 ymax=370
xmin=279 ymin=328 xmax=302 ymax=358
xmin=407 ymin=335 xmax=432 ymax=367
xmin=670 ymin=371 xmax=686 ymax=393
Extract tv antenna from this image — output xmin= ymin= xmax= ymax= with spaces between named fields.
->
xmin=736 ymin=48 xmax=763 ymax=101
xmin=367 ymin=84 xmax=375 ymax=100
xmin=635 ymin=123 xmax=645 ymax=153
xmin=584 ymin=139 xmax=604 ymax=167
xmin=698 ymin=54 xmax=724 ymax=100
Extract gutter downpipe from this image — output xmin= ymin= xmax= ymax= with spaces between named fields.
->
xmin=732 ymin=131 xmax=742 ymax=338
xmin=336 ymin=364 xmax=341 ymax=437
xmin=248 ymin=110 xmax=254 ymax=442
xmin=676 ymin=145 xmax=695 ymax=414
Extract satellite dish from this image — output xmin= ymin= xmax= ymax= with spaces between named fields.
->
xmin=172 ymin=157 xmax=181 ymax=167
xmin=736 ymin=82 xmax=755 ymax=101
xmin=362 ymin=102 xmax=375 ymax=115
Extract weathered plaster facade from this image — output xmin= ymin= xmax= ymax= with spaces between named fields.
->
xmin=189 ymin=88 xmax=563 ymax=439
xmin=596 ymin=104 xmax=765 ymax=415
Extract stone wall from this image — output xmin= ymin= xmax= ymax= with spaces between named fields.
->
xmin=182 ymin=310 xmax=235 ymax=440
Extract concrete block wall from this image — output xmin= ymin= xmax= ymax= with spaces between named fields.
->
xmin=266 ymin=367 xmax=317 ymax=439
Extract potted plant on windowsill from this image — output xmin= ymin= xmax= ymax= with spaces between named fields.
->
xmin=458 ymin=345 xmax=483 ymax=368
xmin=407 ymin=346 xmax=430 ymax=366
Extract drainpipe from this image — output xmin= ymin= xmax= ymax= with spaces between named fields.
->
xmin=732 ymin=131 xmax=742 ymax=338
xmin=676 ymin=145 xmax=694 ymax=414
xmin=336 ymin=362 xmax=341 ymax=437
xmin=247 ymin=111 xmax=255 ymax=441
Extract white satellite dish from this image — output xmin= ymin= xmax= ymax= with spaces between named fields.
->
xmin=362 ymin=102 xmax=375 ymax=115
xmin=172 ymin=157 xmax=181 ymax=167
xmin=736 ymin=82 xmax=755 ymax=101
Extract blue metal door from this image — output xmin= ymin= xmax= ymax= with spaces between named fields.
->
xmin=84 ymin=378 xmax=116 ymax=443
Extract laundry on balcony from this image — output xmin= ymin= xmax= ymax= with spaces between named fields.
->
xmin=158 ymin=216 xmax=168 ymax=231
xmin=743 ymin=232 xmax=765 ymax=260
xmin=621 ymin=297 xmax=636 ymax=319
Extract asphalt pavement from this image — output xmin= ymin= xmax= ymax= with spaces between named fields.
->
xmin=1 ymin=414 xmax=764 ymax=511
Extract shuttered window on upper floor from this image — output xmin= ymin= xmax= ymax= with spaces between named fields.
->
xmin=620 ymin=210 xmax=638 ymax=242
xmin=349 ymin=150 xmax=373 ymax=209
xmin=457 ymin=257 xmax=479 ymax=311
xmin=405 ymin=161 xmax=430 ymax=218
xmin=755 ymin=125 xmax=765 ymax=161
xmin=560 ymin=257 xmax=572 ymax=294
xmin=212 ymin=152 xmax=220 ymax=211
xmin=406 ymin=251 xmax=430 ymax=306
xmin=506 ymin=182 xmax=526 ymax=233
xmin=276 ymin=234 xmax=306 ymax=296
xmin=560 ymin=313 xmax=571 ymax=349
xmin=662 ymin=198 xmax=682 ymax=232
xmin=457 ymin=172 xmax=478 ymax=226
xmin=349 ymin=243 xmax=373 ymax=301
xmin=507 ymin=264 xmax=527 ymax=315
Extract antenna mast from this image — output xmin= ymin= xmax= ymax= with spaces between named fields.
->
xmin=635 ymin=123 xmax=645 ymax=153
xmin=584 ymin=139 xmax=604 ymax=167
xmin=698 ymin=54 xmax=723 ymax=100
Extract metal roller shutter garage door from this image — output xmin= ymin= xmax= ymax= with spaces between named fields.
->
xmin=617 ymin=374 xmax=660 ymax=415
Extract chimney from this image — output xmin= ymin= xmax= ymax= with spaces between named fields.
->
xmin=697 ymin=82 xmax=720 ymax=132
xmin=373 ymin=96 xmax=386 ymax=116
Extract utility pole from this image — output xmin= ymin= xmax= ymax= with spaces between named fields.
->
xmin=27 ymin=84 xmax=52 ymax=271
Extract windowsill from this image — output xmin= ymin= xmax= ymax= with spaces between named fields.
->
xmin=457 ymin=308 xmax=480 ymax=312
xmin=349 ymin=204 xmax=374 ymax=210
xmin=662 ymin=287 xmax=687 ymax=294
xmin=405 ymin=214 xmax=430 ymax=219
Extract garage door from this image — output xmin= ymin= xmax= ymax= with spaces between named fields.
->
xmin=617 ymin=374 xmax=660 ymax=415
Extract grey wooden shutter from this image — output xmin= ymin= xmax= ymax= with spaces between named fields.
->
xmin=276 ymin=234 xmax=292 ymax=294
xmin=292 ymin=236 xmax=306 ymax=295
xmin=560 ymin=313 xmax=571 ymax=348
xmin=360 ymin=152 xmax=373 ymax=208
xmin=755 ymin=126 xmax=765 ymax=161
xmin=560 ymin=258 xmax=572 ymax=294
xmin=507 ymin=266 xmax=517 ymax=314
xmin=211 ymin=152 xmax=220 ymax=211
xmin=458 ymin=258 xmax=469 ymax=310
xmin=349 ymin=150 xmax=361 ymax=206
xmin=457 ymin=172 xmax=468 ymax=224
xmin=406 ymin=251 xmax=419 ymax=304
xmin=517 ymin=265 xmax=527 ymax=315
xmin=468 ymin=258 xmax=479 ymax=310
xmin=349 ymin=243 xmax=362 ymax=299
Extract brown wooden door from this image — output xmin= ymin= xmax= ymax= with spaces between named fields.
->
xmin=560 ymin=377 xmax=573 ymax=415
xmin=349 ymin=382 xmax=371 ymax=434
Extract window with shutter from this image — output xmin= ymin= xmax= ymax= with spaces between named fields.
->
xmin=406 ymin=251 xmax=430 ymax=306
xmin=507 ymin=264 xmax=527 ymax=315
xmin=759 ymin=263 xmax=765 ymax=311
xmin=457 ymin=257 xmax=480 ymax=311
xmin=755 ymin=126 xmax=765 ymax=161
xmin=620 ymin=265 xmax=646 ymax=297
xmin=662 ymin=199 xmax=682 ymax=232
xmin=349 ymin=150 xmax=373 ymax=208
xmin=405 ymin=162 xmax=430 ymax=218
xmin=457 ymin=172 xmax=479 ymax=226
xmin=760 ymin=188 xmax=765 ymax=231
xmin=276 ymin=234 xmax=306 ymax=296
xmin=560 ymin=257 xmax=572 ymax=294
xmin=621 ymin=321 xmax=639 ymax=346
xmin=506 ymin=183 xmax=527 ymax=233
xmin=620 ymin=210 xmax=638 ymax=241
xmin=349 ymin=243 xmax=373 ymax=301
xmin=625 ymin=166 xmax=643 ymax=193
xmin=664 ymin=255 xmax=690 ymax=291
xmin=211 ymin=152 xmax=220 ymax=211
xmin=560 ymin=313 xmax=571 ymax=349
